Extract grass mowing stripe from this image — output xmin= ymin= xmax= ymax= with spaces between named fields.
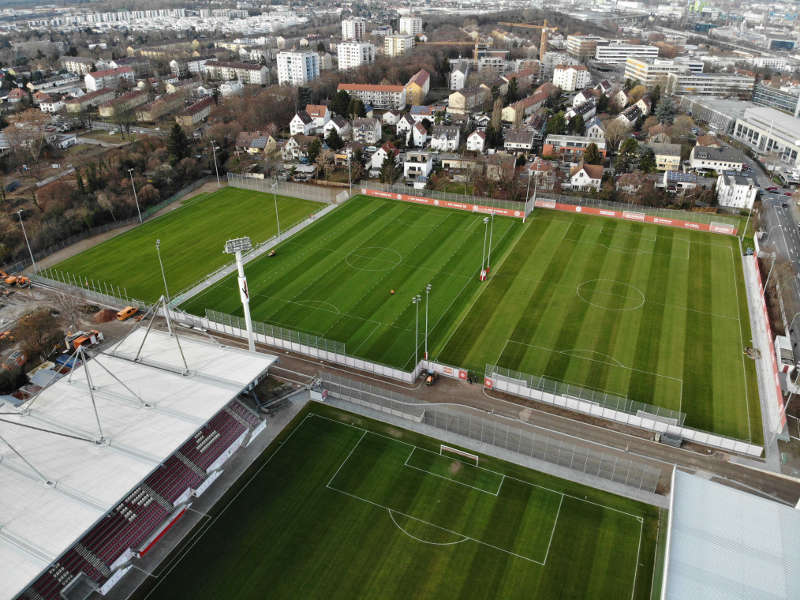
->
xmin=682 ymin=240 xmax=714 ymax=432
xmin=628 ymin=229 xmax=675 ymax=406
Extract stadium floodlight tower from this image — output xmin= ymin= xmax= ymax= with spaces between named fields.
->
xmin=224 ymin=237 xmax=256 ymax=352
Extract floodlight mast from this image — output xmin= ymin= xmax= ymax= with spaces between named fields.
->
xmin=224 ymin=237 xmax=255 ymax=352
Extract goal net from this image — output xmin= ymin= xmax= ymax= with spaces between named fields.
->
xmin=440 ymin=444 xmax=479 ymax=466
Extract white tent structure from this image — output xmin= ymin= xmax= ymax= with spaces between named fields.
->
xmin=0 ymin=327 xmax=276 ymax=600
xmin=662 ymin=469 xmax=800 ymax=600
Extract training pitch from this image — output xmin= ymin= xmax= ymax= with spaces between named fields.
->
xmin=184 ymin=195 xmax=758 ymax=442
xmin=137 ymin=405 xmax=660 ymax=600
xmin=49 ymin=187 xmax=323 ymax=303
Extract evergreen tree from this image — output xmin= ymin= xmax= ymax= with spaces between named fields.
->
xmin=569 ymin=114 xmax=585 ymax=135
xmin=307 ymin=138 xmax=322 ymax=163
xmin=638 ymin=147 xmax=656 ymax=172
xmin=545 ymin=112 xmax=566 ymax=136
xmin=331 ymin=90 xmax=350 ymax=116
xmin=167 ymin=123 xmax=190 ymax=164
xmin=655 ymin=96 xmax=675 ymax=125
xmin=583 ymin=143 xmax=602 ymax=165
xmin=379 ymin=153 xmax=400 ymax=183
xmin=506 ymin=78 xmax=519 ymax=104
xmin=326 ymin=128 xmax=344 ymax=151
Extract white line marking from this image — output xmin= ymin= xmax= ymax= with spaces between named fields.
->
xmin=730 ymin=245 xmax=753 ymax=442
xmin=540 ymin=494 xmax=564 ymax=566
xmin=326 ymin=430 xmax=367 ymax=487
xmin=403 ymin=446 xmax=505 ymax=496
xmin=387 ymin=508 xmax=468 ymax=546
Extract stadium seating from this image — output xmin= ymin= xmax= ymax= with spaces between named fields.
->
xmin=25 ymin=401 xmax=260 ymax=600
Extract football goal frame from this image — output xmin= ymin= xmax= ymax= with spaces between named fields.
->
xmin=440 ymin=444 xmax=479 ymax=466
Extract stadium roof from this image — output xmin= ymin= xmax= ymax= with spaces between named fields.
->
xmin=663 ymin=470 xmax=800 ymax=600
xmin=0 ymin=328 xmax=276 ymax=600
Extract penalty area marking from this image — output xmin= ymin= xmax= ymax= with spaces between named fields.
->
xmin=403 ymin=446 xmax=506 ymax=496
xmin=387 ymin=509 xmax=468 ymax=546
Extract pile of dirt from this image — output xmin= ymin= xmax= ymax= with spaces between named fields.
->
xmin=94 ymin=308 xmax=117 ymax=323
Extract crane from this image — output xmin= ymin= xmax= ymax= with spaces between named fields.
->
xmin=498 ymin=20 xmax=558 ymax=61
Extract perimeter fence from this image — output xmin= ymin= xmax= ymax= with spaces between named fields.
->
xmin=227 ymin=172 xmax=347 ymax=204
xmin=321 ymin=374 xmax=663 ymax=495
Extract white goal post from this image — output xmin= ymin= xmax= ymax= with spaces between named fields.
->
xmin=440 ymin=445 xmax=479 ymax=466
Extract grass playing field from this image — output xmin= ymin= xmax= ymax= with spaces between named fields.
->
xmin=49 ymin=187 xmax=323 ymax=303
xmin=436 ymin=210 xmax=760 ymax=443
xmin=137 ymin=405 xmax=660 ymax=600
xmin=182 ymin=195 xmax=523 ymax=369
xmin=182 ymin=195 xmax=759 ymax=442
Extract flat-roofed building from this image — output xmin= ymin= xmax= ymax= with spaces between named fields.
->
xmin=733 ymin=105 xmax=800 ymax=167
xmin=338 ymin=83 xmax=407 ymax=109
xmin=595 ymin=43 xmax=659 ymax=64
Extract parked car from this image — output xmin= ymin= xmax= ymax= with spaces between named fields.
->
xmin=767 ymin=186 xmax=779 ymax=192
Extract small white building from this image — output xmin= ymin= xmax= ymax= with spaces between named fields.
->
xmin=403 ymin=150 xmax=433 ymax=180
xmin=690 ymin=145 xmax=744 ymax=172
xmin=370 ymin=142 xmax=399 ymax=170
xmin=324 ymin=116 xmax=351 ymax=140
xmin=290 ymin=111 xmax=315 ymax=136
xmin=716 ymin=173 xmax=758 ymax=209
xmin=466 ymin=130 xmax=486 ymax=153
xmin=337 ymin=42 xmax=376 ymax=71
xmin=568 ymin=163 xmax=603 ymax=191
xmin=409 ymin=121 xmax=428 ymax=147
xmin=584 ymin=117 xmax=605 ymax=141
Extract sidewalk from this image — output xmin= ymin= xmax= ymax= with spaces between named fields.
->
xmin=742 ymin=255 xmax=782 ymax=471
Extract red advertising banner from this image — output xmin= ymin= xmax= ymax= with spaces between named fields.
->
xmin=363 ymin=189 xmax=526 ymax=219
xmin=534 ymin=200 xmax=738 ymax=236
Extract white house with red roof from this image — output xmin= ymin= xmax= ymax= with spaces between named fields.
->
xmin=84 ymin=66 xmax=134 ymax=91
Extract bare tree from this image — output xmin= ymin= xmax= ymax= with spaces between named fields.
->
xmin=4 ymin=109 xmax=52 ymax=179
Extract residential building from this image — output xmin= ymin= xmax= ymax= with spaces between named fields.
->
xmin=219 ymin=81 xmax=244 ymax=97
xmin=396 ymin=114 xmax=415 ymax=138
xmin=85 ymin=67 xmax=134 ymax=91
xmin=403 ymin=150 xmax=433 ymax=181
xmin=371 ymin=142 xmax=398 ymax=171
xmin=399 ymin=16 xmax=423 ymax=36
xmin=594 ymin=44 xmax=659 ymax=64
xmin=733 ymin=106 xmax=800 ymax=167
xmin=665 ymin=71 xmax=755 ymax=98
xmin=324 ymin=116 xmax=351 ymax=140
xmin=569 ymin=163 xmax=603 ymax=191
xmin=689 ymin=145 xmax=744 ymax=172
xmin=60 ymin=56 xmax=94 ymax=75
xmin=565 ymin=101 xmax=596 ymax=122
xmin=382 ymin=110 xmax=401 ymax=125
xmin=501 ymin=91 xmax=548 ymax=124
xmin=290 ymin=111 xmax=314 ymax=136
xmin=616 ymin=105 xmax=643 ymax=129
xmin=528 ymin=157 xmax=558 ymax=191
xmin=648 ymin=124 xmax=671 ymax=144
xmin=98 ymin=89 xmax=147 ymax=118
xmin=662 ymin=171 xmax=713 ymax=193
xmin=405 ymin=70 xmax=430 ymax=106
xmin=175 ymin=97 xmax=213 ymax=127
xmin=429 ymin=125 xmax=460 ymax=152
xmin=342 ymin=17 xmax=367 ymax=41
xmin=447 ymin=86 xmax=490 ymax=115
xmin=318 ymin=52 xmax=334 ymax=71
xmin=338 ymin=83 xmax=406 ymax=110
xmin=477 ymin=50 xmax=511 ymax=73
xmin=647 ymin=143 xmax=682 ymax=171
xmin=466 ymin=130 xmax=486 ymax=153
xmin=716 ymin=173 xmax=758 ymax=209
xmin=64 ymin=88 xmax=115 ymax=113
xmin=584 ymin=117 xmax=605 ymax=141
xmin=553 ymin=65 xmax=591 ymax=92
xmin=277 ymin=51 xmax=320 ymax=86
xmin=449 ymin=58 xmax=471 ymax=91
xmin=305 ymin=104 xmax=331 ymax=131
xmin=385 ymin=34 xmax=415 ymax=58
xmin=542 ymin=134 xmax=607 ymax=161
xmin=135 ymin=92 xmax=185 ymax=122
xmin=542 ymin=51 xmax=578 ymax=79
xmin=409 ymin=121 xmax=428 ymax=147
xmin=504 ymin=129 xmax=536 ymax=154
xmin=566 ymin=35 xmax=608 ymax=59
xmin=410 ymin=105 xmax=437 ymax=123
xmin=38 ymin=95 xmax=64 ymax=113
xmin=201 ymin=61 xmax=269 ymax=85
xmin=751 ymin=82 xmax=800 ymax=117
xmin=351 ymin=117 xmax=382 ymax=145
xmin=337 ymin=42 xmax=376 ymax=71
xmin=572 ymin=88 xmax=597 ymax=108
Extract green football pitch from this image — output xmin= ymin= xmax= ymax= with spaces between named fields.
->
xmin=183 ymin=195 xmax=759 ymax=442
xmin=48 ymin=187 xmax=323 ymax=303
xmin=137 ymin=405 xmax=660 ymax=600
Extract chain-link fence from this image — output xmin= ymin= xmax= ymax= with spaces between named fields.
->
xmin=367 ymin=181 xmax=535 ymax=217
xmin=206 ymin=309 xmax=346 ymax=354
xmin=31 ymin=272 xmax=150 ymax=310
xmin=321 ymin=374 xmax=663 ymax=495
xmin=536 ymin=193 xmax=741 ymax=228
xmin=227 ymin=172 xmax=347 ymax=204
xmin=487 ymin=364 xmax=686 ymax=426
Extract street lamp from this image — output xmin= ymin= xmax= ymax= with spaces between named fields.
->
xmin=348 ymin=153 xmax=352 ymax=196
xmin=210 ymin=140 xmax=220 ymax=185
xmin=271 ymin=179 xmax=281 ymax=239
xmin=16 ymin=209 xmax=36 ymax=273
xmin=764 ymin=251 xmax=778 ymax=290
xmin=424 ymin=283 xmax=432 ymax=360
xmin=128 ymin=169 xmax=142 ymax=224
xmin=412 ymin=295 xmax=421 ymax=369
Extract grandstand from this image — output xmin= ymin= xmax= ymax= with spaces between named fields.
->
xmin=0 ymin=327 xmax=276 ymax=600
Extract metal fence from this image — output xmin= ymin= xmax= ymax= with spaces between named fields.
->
xmin=321 ymin=374 xmax=663 ymax=495
xmin=367 ymin=181 xmax=535 ymax=216
xmin=227 ymin=172 xmax=347 ymax=204
xmin=31 ymin=272 xmax=150 ymax=310
xmin=487 ymin=364 xmax=686 ymax=425
xmin=537 ymin=193 xmax=741 ymax=228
